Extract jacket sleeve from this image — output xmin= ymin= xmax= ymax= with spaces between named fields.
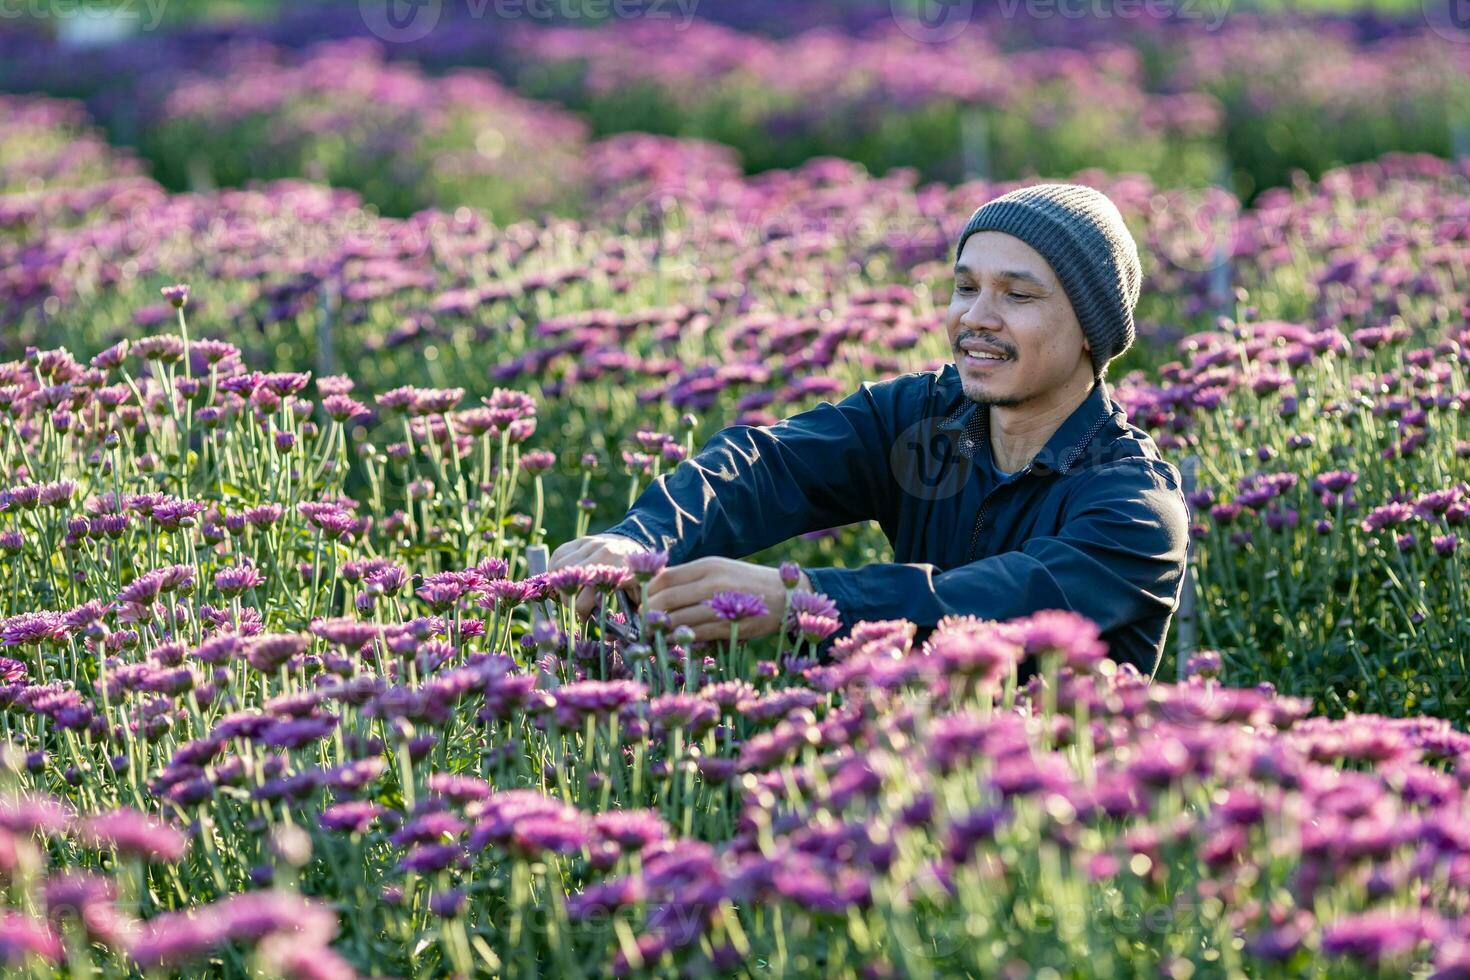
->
xmin=802 ymin=457 xmax=1189 ymax=640
xmin=601 ymin=381 xmax=904 ymax=564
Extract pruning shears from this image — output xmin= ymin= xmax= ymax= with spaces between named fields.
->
xmin=602 ymin=589 xmax=643 ymax=646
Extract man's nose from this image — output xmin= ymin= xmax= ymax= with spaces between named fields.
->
xmin=959 ymin=289 xmax=1003 ymax=331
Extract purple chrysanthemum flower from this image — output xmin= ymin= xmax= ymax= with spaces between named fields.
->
xmin=707 ymin=591 xmax=768 ymax=622
xmin=1413 ymin=488 xmax=1459 ymax=520
xmin=1 ymin=611 xmax=69 ymax=646
xmin=0 ymin=911 xmax=62 ymax=967
xmin=150 ymin=500 xmax=206 ymax=532
xmin=786 ymin=590 xmax=839 ymax=619
xmin=321 ymin=394 xmax=369 ymax=423
xmin=552 ymin=680 xmax=647 ymax=726
xmin=426 ymin=773 xmax=493 ymax=803
xmin=365 ymin=564 xmax=409 ymax=595
xmin=190 ymin=633 xmax=243 ymax=665
xmin=309 ymin=618 xmax=380 ymax=649
xmin=0 ymin=794 xmax=72 ymax=835
xmin=319 ymin=758 xmax=387 ymax=793
xmin=244 ymin=634 xmax=311 ymax=672
xmin=509 ymin=813 xmax=592 ymax=860
xmin=428 ymin=889 xmax=467 ymax=919
xmin=258 ymin=716 xmax=337 ymax=750
xmin=1015 ymin=609 xmax=1109 ymax=672
xmin=389 ymin=811 xmax=465 ymax=848
xmin=544 ymin=566 xmax=593 ymax=596
xmin=592 ymin=809 xmax=670 ymax=851
xmin=626 ymin=549 xmax=669 ymax=580
xmin=1264 ymin=506 xmax=1299 ymax=532
xmin=1361 ymin=502 xmax=1415 ymax=534
xmin=582 ymin=564 xmax=633 ymax=592
xmin=130 ymin=891 xmax=336 ymax=969
xmin=416 ymin=581 xmax=467 ymax=612
xmin=38 ymin=480 xmax=76 ymax=507
xmin=792 ymin=612 xmax=841 ymax=644
xmin=922 ymin=616 xmax=1020 ymax=685
xmin=319 ymin=801 xmax=384 ymax=835
xmin=91 ymin=340 xmax=129 ymax=371
xmin=1244 ymin=912 xmax=1313 ymax=962
xmin=397 ymin=842 xmax=464 ymax=874
xmin=649 ymin=694 xmax=719 ymax=734
xmin=79 ymin=808 xmax=187 ymax=862
xmin=160 ymin=284 xmax=189 ymax=309
xmin=1320 ymin=910 xmax=1440 ymax=966
xmin=242 ymin=504 xmax=284 ymax=528
xmin=521 ymin=450 xmax=556 ymax=475
xmin=1209 ymin=502 xmax=1242 ymax=525
xmin=214 ymin=563 xmax=263 ymax=597
xmin=480 ymin=578 xmax=538 ymax=609
xmin=132 ymin=335 xmax=185 ymax=362
xmin=1183 ymin=649 xmax=1223 ymax=679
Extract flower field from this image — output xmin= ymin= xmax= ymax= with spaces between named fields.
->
xmin=2 ymin=304 xmax=1470 ymax=974
xmin=3 ymin=2 xmax=1470 ymax=976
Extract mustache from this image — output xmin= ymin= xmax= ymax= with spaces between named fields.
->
xmin=954 ymin=333 xmax=1017 ymax=359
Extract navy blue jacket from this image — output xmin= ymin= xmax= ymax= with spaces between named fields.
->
xmin=605 ymin=364 xmax=1190 ymax=675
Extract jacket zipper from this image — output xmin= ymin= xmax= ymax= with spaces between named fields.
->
xmin=965 ymin=495 xmax=995 ymax=564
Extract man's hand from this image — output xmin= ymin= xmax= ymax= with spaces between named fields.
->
xmin=644 ymin=556 xmax=812 ymax=645
xmin=549 ymin=532 xmax=646 ymax=622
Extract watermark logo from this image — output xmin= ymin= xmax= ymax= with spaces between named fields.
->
xmin=890 ymin=874 xmax=967 ymax=958
xmin=890 ymin=416 xmax=972 ymax=502
xmin=891 ymin=0 xmax=975 ymax=43
xmin=1147 ymin=185 xmax=1239 ymax=276
xmin=360 ymin=0 xmax=442 ymax=42
xmin=1424 ymin=0 xmax=1470 ymax=43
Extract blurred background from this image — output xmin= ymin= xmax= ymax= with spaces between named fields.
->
xmin=3 ymin=0 xmax=1468 ymax=215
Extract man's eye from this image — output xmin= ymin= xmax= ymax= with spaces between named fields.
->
xmin=954 ymin=284 xmax=976 ymax=294
xmin=1009 ymin=292 xmax=1033 ymax=301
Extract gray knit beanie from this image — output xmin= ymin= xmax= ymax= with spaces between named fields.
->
xmin=954 ymin=183 xmax=1142 ymax=379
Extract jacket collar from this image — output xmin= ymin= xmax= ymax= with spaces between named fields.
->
xmin=938 ymin=375 xmax=1119 ymax=477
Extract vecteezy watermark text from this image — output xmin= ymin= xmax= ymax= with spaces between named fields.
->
xmin=892 ymin=0 xmax=1230 ymax=42
xmin=995 ymin=0 xmax=1230 ymax=30
xmin=0 ymin=0 xmax=169 ymax=31
xmin=495 ymin=0 xmax=697 ymax=23
xmin=360 ymin=0 xmax=698 ymax=43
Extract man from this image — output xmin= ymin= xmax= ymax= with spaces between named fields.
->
xmin=551 ymin=183 xmax=1190 ymax=676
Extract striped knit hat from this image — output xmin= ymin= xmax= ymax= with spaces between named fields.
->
xmin=955 ymin=183 xmax=1142 ymax=379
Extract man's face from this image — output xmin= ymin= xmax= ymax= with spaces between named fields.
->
xmin=946 ymin=231 xmax=1092 ymax=406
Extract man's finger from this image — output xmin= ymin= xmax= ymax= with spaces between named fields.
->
xmin=646 ymin=582 xmax=720 ymax=616
xmin=574 ymin=586 xmax=600 ymax=622
xmin=667 ymin=604 xmax=720 ymax=631
xmin=648 ymin=558 xmax=712 ymax=591
xmin=550 ymin=539 xmax=596 ymax=571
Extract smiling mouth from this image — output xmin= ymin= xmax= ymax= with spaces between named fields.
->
xmin=959 ymin=347 xmax=1012 ymax=366
xmin=962 ymin=350 xmax=1009 ymax=362
xmin=956 ymin=336 xmax=1014 ymax=364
